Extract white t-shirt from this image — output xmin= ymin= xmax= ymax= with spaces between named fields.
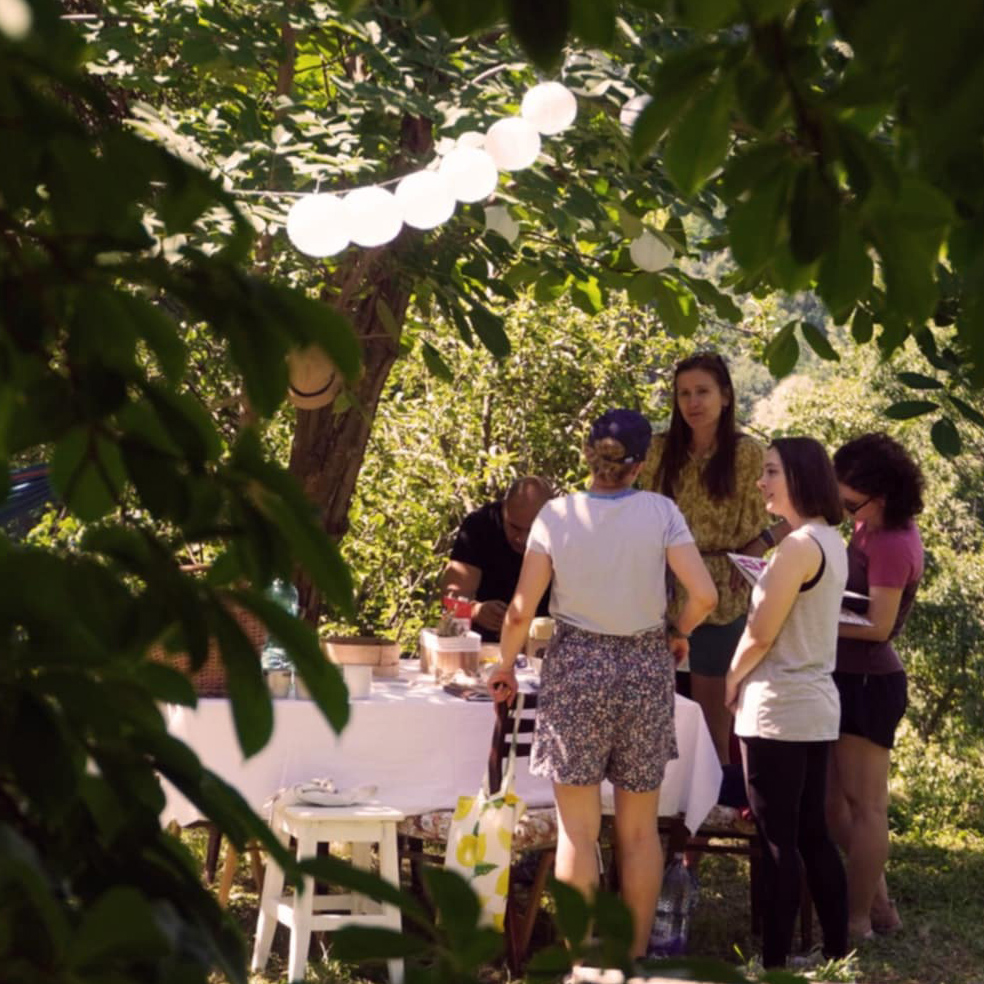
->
xmin=526 ymin=489 xmax=694 ymax=636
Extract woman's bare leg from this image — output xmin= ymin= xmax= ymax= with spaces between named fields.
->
xmin=553 ymin=782 xmax=603 ymax=901
xmin=831 ymin=733 xmax=892 ymax=938
xmin=690 ymin=672 xmax=732 ymax=765
xmin=612 ymin=785 xmax=662 ymax=958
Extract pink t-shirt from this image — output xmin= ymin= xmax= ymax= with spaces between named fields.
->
xmin=836 ymin=521 xmax=923 ymax=675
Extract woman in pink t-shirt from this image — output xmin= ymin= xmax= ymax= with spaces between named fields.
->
xmin=827 ymin=433 xmax=925 ymax=942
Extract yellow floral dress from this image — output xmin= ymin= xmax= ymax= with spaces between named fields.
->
xmin=639 ymin=434 xmax=769 ymax=626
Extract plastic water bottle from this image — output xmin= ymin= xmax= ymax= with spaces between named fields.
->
xmin=648 ymin=856 xmax=699 ymax=957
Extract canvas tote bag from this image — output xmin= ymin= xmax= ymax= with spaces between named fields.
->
xmin=444 ymin=693 xmax=527 ymax=931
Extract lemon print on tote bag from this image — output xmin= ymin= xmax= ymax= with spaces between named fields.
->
xmin=444 ymin=694 xmax=528 ymax=929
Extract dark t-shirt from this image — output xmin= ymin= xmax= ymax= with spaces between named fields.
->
xmin=449 ymin=501 xmax=550 ymax=642
xmin=836 ymin=521 xmax=923 ymax=675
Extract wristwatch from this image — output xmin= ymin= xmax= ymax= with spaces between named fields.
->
xmin=667 ymin=624 xmax=691 ymax=640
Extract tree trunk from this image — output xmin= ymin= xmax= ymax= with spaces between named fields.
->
xmin=288 ymin=254 xmax=411 ymax=623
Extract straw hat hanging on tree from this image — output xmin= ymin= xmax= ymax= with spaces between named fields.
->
xmin=286 ymin=345 xmax=343 ymax=411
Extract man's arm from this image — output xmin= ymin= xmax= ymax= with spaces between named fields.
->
xmin=439 ymin=559 xmax=507 ymax=633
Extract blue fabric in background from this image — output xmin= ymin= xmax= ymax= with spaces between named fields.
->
xmin=1 ymin=465 xmax=56 ymax=535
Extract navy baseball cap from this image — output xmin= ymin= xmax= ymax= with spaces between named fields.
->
xmin=588 ymin=409 xmax=652 ymax=463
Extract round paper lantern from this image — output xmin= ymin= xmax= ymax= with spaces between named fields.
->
xmin=619 ymin=94 xmax=652 ymax=133
xmin=286 ymin=194 xmax=350 ymax=257
xmin=521 ymin=81 xmax=578 ymax=135
xmin=439 ymin=147 xmax=499 ymax=203
xmin=343 ymin=186 xmax=403 ymax=248
xmin=484 ymin=117 xmax=541 ymax=171
xmin=629 ymin=231 xmax=674 ymax=273
xmin=0 ymin=0 xmax=32 ymax=41
xmin=456 ymin=130 xmax=486 ymax=150
xmin=484 ymin=206 xmax=520 ymax=244
xmin=395 ymin=170 xmax=456 ymax=230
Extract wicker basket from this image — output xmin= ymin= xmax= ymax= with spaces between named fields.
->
xmin=149 ymin=600 xmax=268 ymax=697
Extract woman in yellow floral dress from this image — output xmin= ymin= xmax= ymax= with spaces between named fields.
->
xmin=640 ymin=353 xmax=784 ymax=765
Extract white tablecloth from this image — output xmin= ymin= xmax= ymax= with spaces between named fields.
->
xmin=161 ymin=668 xmax=722 ymax=834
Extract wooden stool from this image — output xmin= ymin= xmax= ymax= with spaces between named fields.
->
xmin=251 ymin=803 xmax=405 ymax=984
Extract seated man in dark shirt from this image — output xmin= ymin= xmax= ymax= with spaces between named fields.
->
xmin=440 ymin=476 xmax=553 ymax=642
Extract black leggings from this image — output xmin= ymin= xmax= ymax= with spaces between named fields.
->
xmin=741 ymin=736 xmax=848 ymax=968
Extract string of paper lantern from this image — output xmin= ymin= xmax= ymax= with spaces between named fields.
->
xmin=283 ymin=81 xmax=673 ymax=275
xmin=285 ymin=80 xmax=578 ymax=258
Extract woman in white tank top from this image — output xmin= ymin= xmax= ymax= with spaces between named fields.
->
xmin=724 ymin=437 xmax=849 ymax=970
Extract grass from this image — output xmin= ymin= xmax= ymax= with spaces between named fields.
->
xmin=201 ymin=819 xmax=984 ymax=984
xmin=196 ymin=723 xmax=984 ymax=983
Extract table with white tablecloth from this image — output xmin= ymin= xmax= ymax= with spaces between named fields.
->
xmin=161 ymin=667 xmax=722 ymax=834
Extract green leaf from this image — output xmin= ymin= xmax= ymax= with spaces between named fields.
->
xmin=950 ymin=395 xmax=984 ymax=429
xmin=116 ymin=293 xmax=186 ymax=382
xmin=627 ymin=273 xmax=659 ymax=307
xmin=883 ymin=400 xmax=939 ymax=420
xmin=503 ymin=0 xmax=570 ymax=71
xmin=230 ymin=432 xmax=354 ymax=619
xmin=331 ymin=926 xmax=429 ymax=961
xmin=682 ymin=275 xmax=743 ymax=322
xmin=571 ymin=0 xmax=615 ymax=46
xmin=790 ymin=165 xmax=841 ymax=264
xmin=68 ymin=887 xmax=169 ymax=968
xmin=570 ymin=277 xmax=604 ymax=315
xmin=11 ymin=692 xmax=80 ymax=821
xmin=677 ymin=0 xmax=742 ymax=30
xmin=652 ymin=278 xmax=699 ymax=336
xmin=763 ymin=320 xmax=800 ymax=378
xmin=630 ymin=47 xmax=723 ymax=159
xmin=141 ymin=383 xmax=222 ymax=463
xmin=664 ymin=75 xmax=735 ymax=197
xmin=431 ymin=0 xmax=502 ymax=34
xmin=421 ymin=867 xmax=481 ymax=950
xmin=469 ymin=305 xmax=511 ymax=358
xmin=551 ymin=879 xmax=590 ymax=947
xmin=50 ymin=427 xmax=126 ymax=522
xmin=212 ymin=600 xmax=272 ymax=757
xmin=817 ymin=221 xmax=874 ymax=320
xmin=231 ymin=590 xmax=349 ymax=735
xmin=930 ymin=417 xmax=961 ymax=457
xmin=800 ymin=321 xmax=840 ymax=361
xmin=421 ymin=342 xmax=454 ymax=382
xmin=851 ymin=307 xmax=874 ymax=343
xmin=897 ymin=371 xmax=943 ymax=390
xmin=727 ymin=167 xmax=793 ymax=271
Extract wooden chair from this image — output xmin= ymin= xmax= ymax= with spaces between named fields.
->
xmin=397 ymin=692 xmax=558 ymax=974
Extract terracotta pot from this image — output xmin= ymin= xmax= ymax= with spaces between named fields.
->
xmin=321 ymin=635 xmax=401 ymax=679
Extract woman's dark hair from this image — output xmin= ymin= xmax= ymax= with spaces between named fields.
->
xmin=656 ymin=352 xmax=738 ymax=500
xmin=771 ymin=437 xmax=843 ymax=525
xmin=833 ymin=433 xmax=925 ymax=529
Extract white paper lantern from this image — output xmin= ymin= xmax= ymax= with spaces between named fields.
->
xmin=629 ymin=231 xmax=674 ymax=273
xmin=0 ymin=0 xmax=32 ymax=40
xmin=485 ymin=117 xmax=542 ymax=172
xmin=286 ymin=194 xmax=350 ymax=257
xmin=395 ymin=170 xmax=456 ymax=230
xmin=620 ymin=93 xmax=652 ymax=133
xmin=439 ymin=147 xmax=499 ymax=203
xmin=456 ymin=130 xmax=486 ymax=150
xmin=484 ymin=206 xmax=520 ymax=244
xmin=343 ymin=186 xmax=403 ymax=248
xmin=521 ymin=81 xmax=578 ymax=135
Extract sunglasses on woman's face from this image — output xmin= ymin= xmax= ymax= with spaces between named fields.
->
xmin=843 ymin=495 xmax=872 ymax=515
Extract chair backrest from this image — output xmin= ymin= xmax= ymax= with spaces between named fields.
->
xmin=487 ymin=692 xmax=538 ymax=792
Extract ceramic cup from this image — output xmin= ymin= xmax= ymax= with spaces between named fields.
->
xmin=342 ymin=662 xmax=373 ymax=699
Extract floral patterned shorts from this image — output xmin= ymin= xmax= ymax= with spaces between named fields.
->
xmin=530 ymin=621 xmax=678 ymax=793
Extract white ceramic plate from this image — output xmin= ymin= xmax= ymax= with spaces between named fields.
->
xmin=296 ymin=784 xmax=378 ymax=807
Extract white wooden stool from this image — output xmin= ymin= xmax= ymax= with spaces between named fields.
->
xmin=251 ymin=803 xmax=405 ymax=984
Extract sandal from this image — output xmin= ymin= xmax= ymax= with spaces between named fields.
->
xmin=871 ymin=899 xmax=903 ymax=936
